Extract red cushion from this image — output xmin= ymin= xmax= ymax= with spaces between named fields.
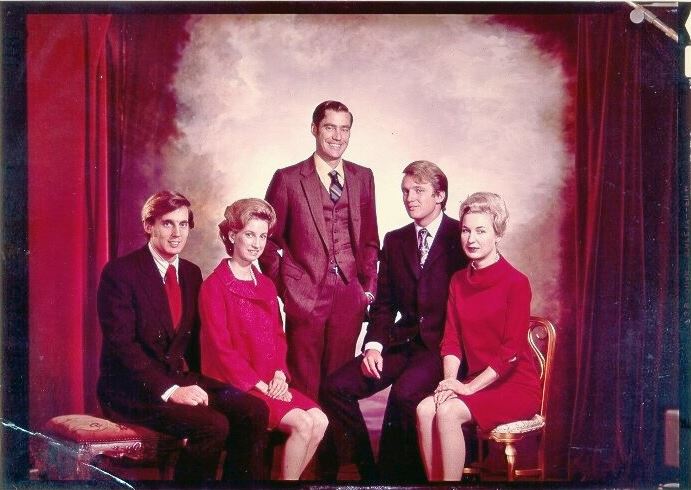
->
xmin=43 ymin=414 xmax=171 ymax=444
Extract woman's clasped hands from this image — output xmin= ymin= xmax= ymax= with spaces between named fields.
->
xmin=433 ymin=378 xmax=474 ymax=406
xmin=266 ymin=370 xmax=292 ymax=402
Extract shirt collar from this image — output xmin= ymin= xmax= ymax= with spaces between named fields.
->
xmin=148 ymin=242 xmax=180 ymax=282
xmin=414 ymin=211 xmax=444 ymax=242
xmin=314 ymin=152 xmax=346 ymax=186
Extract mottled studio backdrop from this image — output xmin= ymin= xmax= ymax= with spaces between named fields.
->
xmin=122 ymin=14 xmax=571 ymax=323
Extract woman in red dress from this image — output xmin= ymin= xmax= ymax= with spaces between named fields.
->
xmin=416 ymin=192 xmax=540 ymax=481
xmin=199 ymin=198 xmax=328 ymax=480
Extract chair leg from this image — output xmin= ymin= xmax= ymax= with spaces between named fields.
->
xmin=160 ymin=446 xmax=184 ymax=480
xmin=75 ymin=452 xmax=91 ymax=480
xmin=214 ymin=450 xmax=227 ymax=481
xmin=538 ymin=434 xmax=545 ymax=481
xmin=477 ymin=436 xmax=484 ymax=467
xmin=476 ymin=437 xmax=485 ymax=479
xmin=503 ymin=442 xmax=517 ymax=482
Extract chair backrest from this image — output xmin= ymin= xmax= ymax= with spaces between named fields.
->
xmin=527 ymin=316 xmax=557 ymax=417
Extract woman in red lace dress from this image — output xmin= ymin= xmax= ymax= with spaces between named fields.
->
xmin=199 ymin=198 xmax=328 ymax=480
xmin=416 ymin=192 xmax=540 ymax=481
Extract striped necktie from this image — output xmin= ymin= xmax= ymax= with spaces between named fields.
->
xmin=328 ymin=170 xmax=343 ymax=203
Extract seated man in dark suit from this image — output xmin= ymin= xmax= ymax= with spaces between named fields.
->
xmin=97 ymin=190 xmax=270 ymax=482
xmin=321 ymin=161 xmax=468 ymax=481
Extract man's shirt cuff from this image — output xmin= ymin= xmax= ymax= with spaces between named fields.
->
xmin=161 ymin=385 xmax=180 ymax=402
xmin=364 ymin=341 xmax=383 ymax=353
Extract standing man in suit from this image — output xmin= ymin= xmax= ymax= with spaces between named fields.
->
xmin=321 ymin=161 xmax=468 ymax=481
xmin=97 ymin=190 xmax=270 ymax=482
xmin=260 ymin=100 xmax=379 ymax=477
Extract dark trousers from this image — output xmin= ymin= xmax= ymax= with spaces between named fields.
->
xmin=104 ymin=385 xmax=270 ymax=482
xmin=285 ymin=272 xmax=366 ymax=402
xmin=285 ymin=272 xmax=366 ymax=479
xmin=321 ymin=339 xmax=442 ymax=482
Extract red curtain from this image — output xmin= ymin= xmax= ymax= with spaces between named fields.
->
xmin=26 ymin=14 xmax=190 ymax=430
xmin=568 ymin=9 xmax=679 ymax=483
xmin=27 ymin=14 xmax=112 ymax=428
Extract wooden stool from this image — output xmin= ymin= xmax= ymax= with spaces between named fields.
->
xmin=33 ymin=414 xmax=185 ymax=480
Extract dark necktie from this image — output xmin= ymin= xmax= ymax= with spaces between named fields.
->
xmin=418 ymin=228 xmax=430 ymax=267
xmin=328 ymin=170 xmax=343 ymax=203
xmin=164 ymin=265 xmax=182 ymax=329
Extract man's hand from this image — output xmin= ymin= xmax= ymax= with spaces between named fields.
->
xmin=361 ymin=349 xmax=384 ymax=379
xmin=169 ymin=385 xmax=209 ymax=406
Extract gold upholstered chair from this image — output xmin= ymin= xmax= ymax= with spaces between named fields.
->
xmin=464 ymin=316 xmax=557 ymax=481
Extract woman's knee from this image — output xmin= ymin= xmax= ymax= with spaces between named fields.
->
xmin=416 ymin=396 xmax=436 ymax=422
xmin=308 ymin=409 xmax=329 ymax=438
xmin=289 ymin=410 xmax=314 ymax=439
xmin=436 ymin=399 xmax=471 ymax=425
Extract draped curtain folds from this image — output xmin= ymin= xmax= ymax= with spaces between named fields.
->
xmin=27 ymin=14 xmax=112 ymax=428
xmin=569 ymin=11 xmax=679 ymax=483
xmin=26 ymin=14 xmax=188 ymax=429
xmin=24 ymin=10 xmax=680 ymax=485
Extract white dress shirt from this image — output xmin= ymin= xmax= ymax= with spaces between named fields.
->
xmin=314 ymin=152 xmax=346 ymax=191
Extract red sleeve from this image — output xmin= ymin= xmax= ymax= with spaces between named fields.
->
xmin=486 ymin=275 xmax=532 ymax=377
xmin=199 ymin=277 xmax=263 ymax=391
xmin=440 ymin=276 xmax=463 ymax=359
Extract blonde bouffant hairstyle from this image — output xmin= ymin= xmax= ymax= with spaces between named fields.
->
xmin=459 ymin=192 xmax=509 ymax=237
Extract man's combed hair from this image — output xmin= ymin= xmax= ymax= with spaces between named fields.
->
xmin=141 ymin=191 xmax=194 ymax=235
xmin=402 ymin=160 xmax=449 ymax=210
xmin=312 ymin=100 xmax=353 ymax=127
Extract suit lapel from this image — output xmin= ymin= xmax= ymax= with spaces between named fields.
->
xmin=343 ymin=161 xmax=361 ymax=247
xmin=137 ymin=247 xmax=176 ymax=339
xmin=299 ymin=158 xmax=329 ymax=251
xmin=177 ymin=262 xmax=195 ymax=338
xmin=401 ymin=223 xmax=421 ymax=279
xmin=423 ymin=214 xmax=456 ymax=270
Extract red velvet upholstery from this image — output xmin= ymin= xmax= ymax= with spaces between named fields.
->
xmin=34 ymin=414 xmax=185 ymax=480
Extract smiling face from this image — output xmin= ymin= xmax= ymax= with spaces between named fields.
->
xmin=401 ymin=174 xmax=445 ymax=227
xmin=230 ymin=218 xmax=269 ymax=267
xmin=311 ymin=109 xmax=351 ymax=165
xmin=144 ymin=206 xmax=190 ymax=262
xmin=461 ymin=211 xmax=501 ymax=268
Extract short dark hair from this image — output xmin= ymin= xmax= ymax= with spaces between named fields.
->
xmin=312 ymin=100 xmax=353 ymax=127
xmin=219 ymin=198 xmax=277 ymax=256
xmin=141 ymin=191 xmax=194 ymax=235
xmin=402 ymin=160 xmax=449 ymax=210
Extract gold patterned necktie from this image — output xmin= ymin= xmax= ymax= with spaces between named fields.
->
xmin=418 ymin=228 xmax=430 ymax=267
